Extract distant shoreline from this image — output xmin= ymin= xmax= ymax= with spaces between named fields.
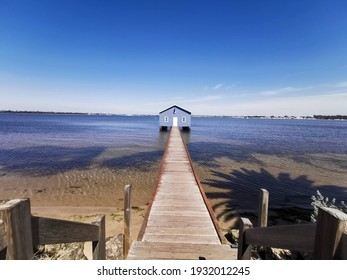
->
xmin=0 ymin=110 xmax=346 ymax=120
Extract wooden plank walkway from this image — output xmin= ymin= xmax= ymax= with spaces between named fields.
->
xmin=127 ymin=127 xmax=236 ymax=260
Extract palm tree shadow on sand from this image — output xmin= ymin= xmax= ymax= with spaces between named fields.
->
xmin=203 ymin=167 xmax=347 ymax=226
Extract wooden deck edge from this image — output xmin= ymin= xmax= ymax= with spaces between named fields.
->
xmin=179 ymin=129 xmax=228 ymax=244
xmin=128 ymin=241 xmax=237 ymax=260
xmin=137 ymin=128 xmax=173 ymax=241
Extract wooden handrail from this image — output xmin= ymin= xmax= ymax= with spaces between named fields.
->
xmin=31 ymin=216 xmax=100 ymax=245
xmin=313 ymin=207 xmax=347 ymax=259
xmin=336 ymin=231 xmax=347 ymax=259
xmin=238 ymin=217 xmax=253 ymax=260
xmin=0 ymin=199 xmax=106 ymax=260
xmin=244 ymin=223 xmax=316 ymax=252
xmin=0 ymin=199 xmax=34 ymax=259
xmin=92 ymin=215 xmax=106 ymax=260
xmin=238 ymin=206 xmax=347 ymax=260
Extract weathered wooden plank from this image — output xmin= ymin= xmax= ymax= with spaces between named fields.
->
xmin=258 ymin=189 xmax=269 ymax=227
xmin=146 ymin=220 xmax=214 ymax=228
xmin=155 ymin=192 xmax=200 ymax=196
xmin=156 ymin=184 xmax=199 ymax=189
xmin=159 ymin=181 xmax=197 ymax=185
xmin=336 ymin=231 xmax=347 ymax=259
xmin=123 ymin=184 xmax=132 ymax=258
xmin=150 ymin=205 xmax=209 ymax=212
xmin=157 ymin=189 xmax=201 ymax=194
xmin=238 ymin=218 xmax=253 ymax=260
xmin=159 ymin=178 xmax=197 ymax=183
xmin=144 ymin=226 xmax=218 ymax=235
xmin=152 ymin=201 xmax=204 ymax=207
xmin=151 ymin=206 xmax=208 ymax=211
xmin=164 ymin=166 xmax=193 ymax=170
xmin=142 ymin=234 xmax=220 ymax=244
xmin=314 ymin=207 xmax=347 ymax=259
xmin=154 ymin=193 xmax=203 ymax=199
xmin=257 ymin=189 xmax=270 ymax=258
xmin=31 ymin=216 xmax=99 ymax=245
xmin=92 ymin=215 xmax=106 ymax=260
xmin=147 ymin=215 xmax=214 ymax=223
xmin=149 ymin=211 xmax=211 ymax=217
xmin=0 ymin=199 xmax=33 ymax=259
xmin=0 ymin=219 xmax=7 ymax=253
xmin=128 ymin=241 xmax=236 ymax=260
xmin=153 ymin=197 xmax=203 ymax=202
xmin=160 ymin=173 xmax=196 ymax=177
xmin=153 ymin=197 xmax=204 ymax=202
xmin=245 ymin=223 xmax=316 ymax=252
xmin=154 ymin=187 xmax=201 ymax=192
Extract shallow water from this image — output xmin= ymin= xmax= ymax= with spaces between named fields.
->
xmin=0 ymin=114 xmax=168 ymax=176
xmin=185 ymin=118 xmax=347 ymax=213
xmin=0 ymin=113 xmax=346 ymax=212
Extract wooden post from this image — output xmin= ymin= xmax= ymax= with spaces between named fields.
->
xmin=237 ymin=217 xmax=253 ymax=260
xmin=313 ymin=207 xmax=347 ymax=259
xmin=123 ymin=184 xmax=132 ymax=259
xmin=0 ymin=199 xmax=33 ymax=259
xmin=0 ymin=219 xmax=7 ymax=259
xmin=257 ymin=189 xmax=270 ymax=259
xmin=336 ymin=230 xmax=347 ymax=259
xmin=258 ymin=189 xmax=269 ymax=227
xmin=92 ymin=215 xmax=106 ymax=260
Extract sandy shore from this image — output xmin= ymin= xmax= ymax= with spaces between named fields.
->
xmin=194 ymin=153 xmax=347 ymax=229
xmin=1 ymin=152 xmax=346 ymax=241
xmin=0 ymin=165 xmax=161 ymax=240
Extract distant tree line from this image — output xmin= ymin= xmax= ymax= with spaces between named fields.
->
xmin=314 ymin=115 xmax=347 ymax=120
xmin=0 ymin=110 xmax=86 ymax=115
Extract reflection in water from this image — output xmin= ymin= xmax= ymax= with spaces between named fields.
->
xmin=181 ymin=130 xmax=191 ymax=145
xmin=157 ymin=130 xmax=170 ymax=148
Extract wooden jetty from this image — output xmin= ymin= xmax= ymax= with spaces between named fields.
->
xmin=1 ymin=129 xmax=347 ymax=260
xmin=127 ymin=127 xmax=236 ymax=260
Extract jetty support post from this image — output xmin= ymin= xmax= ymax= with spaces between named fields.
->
xmin=92 ymin=215 xmax=106 ymax=260
xmin=0 ymin=199 xmax=34 ymax=260
xmin=258 ymin=189 xmax=269 ymax=227
xmin=313 ymin=207 xmax=347 ymax=259
xmin=237 ymin=218 xmax=253 ymax=260
xmin=257 ymin=189 xmax=270 ymax=258
xmin=123 ymin=184 xmax=132 ymax=258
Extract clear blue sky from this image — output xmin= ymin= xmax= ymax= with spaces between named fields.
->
xmin=1 ymin=0 xmax=347 ymax=115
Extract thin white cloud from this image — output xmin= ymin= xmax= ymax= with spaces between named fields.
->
xmin=336 ymin=81 xmax=347 ymax=88
xmin=188 ymin=92 xmax=347 ymax=116
xmin=213 ymin=83 xmax=223 ymax=90
xmin=199 ymin=94 xmax=225 ymax=102
xmin=226 ymin=83 xmax=237 ymax=89
xmin=260 ymin=86 xmax=310 ymax=96
xmin=178 ymin=94 xmax=225 ymax=104
xmin=143 ymin=94 xmax=225 ymax=110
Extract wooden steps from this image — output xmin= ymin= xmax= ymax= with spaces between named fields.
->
xmin=127 ymin=241 xmax=237 ymax=260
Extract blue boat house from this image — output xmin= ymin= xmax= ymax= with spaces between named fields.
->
xmin=159 ymin=105 xmax=191 ymax=131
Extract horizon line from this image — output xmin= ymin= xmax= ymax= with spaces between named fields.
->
xmin=1 ymin=110 xmax=347 ymax=119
